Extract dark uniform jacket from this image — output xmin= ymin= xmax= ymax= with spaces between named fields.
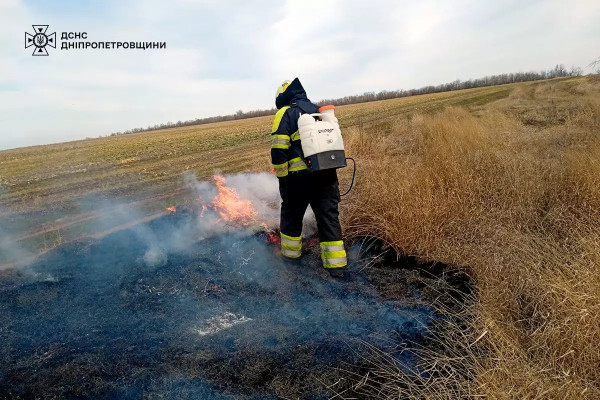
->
xmin=270 ymin=78 xmax=319 ymax=178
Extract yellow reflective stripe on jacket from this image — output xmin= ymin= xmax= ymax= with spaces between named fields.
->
xmin=271 ymin=134 xmax=290 ymax=149
xmin=290 ymin=131 xmax=300 ymax=141
xmin=272 ymin=161 xmax=288 ymax=178
xmin=288 ymin=157 xmax=307 ymax=172
xmin=271 ymin=106 xmax=290 ymax=133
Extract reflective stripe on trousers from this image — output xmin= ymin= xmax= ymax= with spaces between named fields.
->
xmin=281 ymin=232 xmax=302 ymax=258
xmin=320 ymin=240 xmax=347 ymax=269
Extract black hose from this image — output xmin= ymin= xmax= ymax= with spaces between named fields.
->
xmin=340 ymin=157 xmax=356 ymax=197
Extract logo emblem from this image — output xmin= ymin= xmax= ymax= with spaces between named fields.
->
xmin=25 ymin=25 xmax=56 ymax=56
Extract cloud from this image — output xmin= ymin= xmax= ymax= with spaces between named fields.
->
xmin=1 ymin=0 xmax=599 ymax=149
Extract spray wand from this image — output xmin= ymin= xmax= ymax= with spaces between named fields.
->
xmin=340 ymin=157 xmax=356 ymax=197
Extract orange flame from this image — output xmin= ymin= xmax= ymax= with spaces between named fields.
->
xmin=266 ymin=231 xmax=280 ymax=244
xmin=212 ymin=174 xmax=257 ymax=226
xmin=166 ymin=206 xmax=176 ymax=213
xmin=259 ymin=223 xmax=279 ymax=243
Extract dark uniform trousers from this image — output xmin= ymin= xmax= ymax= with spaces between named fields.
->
xmin=278 ymin=169 xmax=347 ymax=270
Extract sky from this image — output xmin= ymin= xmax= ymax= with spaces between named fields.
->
xmin=0 ymin=0 xmax=599 ymax=150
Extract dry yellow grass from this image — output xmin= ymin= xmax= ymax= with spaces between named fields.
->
xmin=340 ymin=76 xmax=600 ymax=398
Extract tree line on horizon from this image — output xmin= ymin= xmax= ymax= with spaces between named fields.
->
xmin=109 ymin=64 xmax=584 ymax=136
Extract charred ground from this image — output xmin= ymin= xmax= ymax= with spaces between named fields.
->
xmin=0 ymin=211 xmax=470 ymax=399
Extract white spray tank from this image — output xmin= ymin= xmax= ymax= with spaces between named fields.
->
xmin=297 ymin=105 xmax=346 ymax=171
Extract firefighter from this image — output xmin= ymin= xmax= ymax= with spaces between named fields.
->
xmin=271 ymin=78 xmax=347 ymax=277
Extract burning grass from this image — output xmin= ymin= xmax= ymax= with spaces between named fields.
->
xmin=212 ymin=174 xmax=258 ymax=226
xmin=340 ymin=76 xmax=600 ymax=398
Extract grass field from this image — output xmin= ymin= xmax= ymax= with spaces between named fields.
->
xmin=1 ymin=76 xmax=599 ymax=398
xmin=0 ymin=82 xmax=513 ymax=262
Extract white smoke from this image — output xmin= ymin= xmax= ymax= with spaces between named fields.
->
xmin=223 ymin=173 xmax=280 ymax=227
xmin=1 ymin=172 xmax=319 ymax=270
xmin=143 ymin=246 xmax=167 ymax=268
xmin=0 ymin=224 xmax=29 ymax=270
xmin=184 ymin=172 xmax=318 ymax=238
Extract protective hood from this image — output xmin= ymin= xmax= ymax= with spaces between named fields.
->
xmin=275 ymin=77 xmax=310 ymax=109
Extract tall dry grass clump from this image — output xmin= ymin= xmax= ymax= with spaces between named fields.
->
xmin=340 ymin=77 xmax=600 ymax=399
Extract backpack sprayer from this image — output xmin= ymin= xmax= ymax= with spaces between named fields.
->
xmin=298 ymin=105 xmax=356 ymax=196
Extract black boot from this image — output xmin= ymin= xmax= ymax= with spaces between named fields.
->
xmin=327 ymin=268 xmax=345 ymax=278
